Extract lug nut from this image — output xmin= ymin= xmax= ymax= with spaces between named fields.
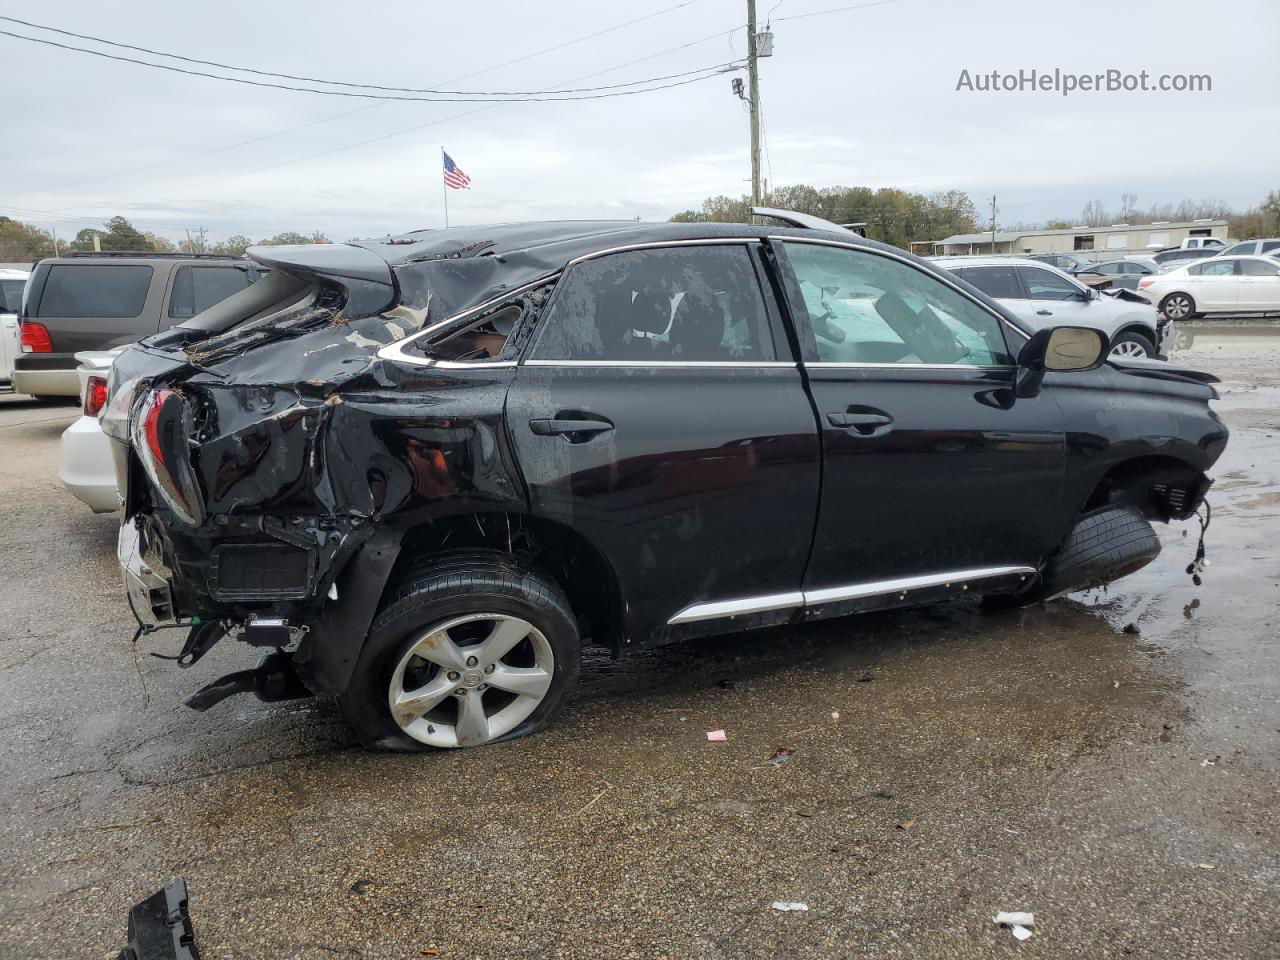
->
xmin=478 ymin=683 xmax=488 ymax=691
xmin=447 ymin=671 xmax=460 ymax=682
xmin=465 ymin=655 xmax=479 ymax=668
xmin=455 ymin=688 xmax=466 ymax=696
xmin=483 ymin=663 xmax=495 ymax=674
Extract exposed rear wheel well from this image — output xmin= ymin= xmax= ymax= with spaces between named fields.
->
xmin=392 ymin=512 xmax=625 ymax=654
xmin=1083 ymin=455 xmax=1208 ymax=522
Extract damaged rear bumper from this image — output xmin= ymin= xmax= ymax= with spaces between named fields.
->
xmin=117 ymin=879 xmax=200 ymax=960
xmin=119 ymin=521 xmax=177 ymax=628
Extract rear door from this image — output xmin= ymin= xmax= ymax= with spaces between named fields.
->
xmin=506 ymin=240 xmax=821 ymax=639
xmin=776 ymin=238 xmax=1064 ymax=602
xmin=30 ymin=262 xmax=159 ymax=354
xmin=0 ymin=277 xmax=25 ymax=382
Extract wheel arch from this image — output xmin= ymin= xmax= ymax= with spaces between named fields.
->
xmin=1080 ymin=453 xmax=1210 ymax=523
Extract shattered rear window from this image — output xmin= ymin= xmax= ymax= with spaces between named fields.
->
xmin=414 ymin=283 xmax=553 ymax=363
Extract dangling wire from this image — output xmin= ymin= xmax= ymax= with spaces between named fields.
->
xmin=1185 ymin=500 xmax=1212 ymax=586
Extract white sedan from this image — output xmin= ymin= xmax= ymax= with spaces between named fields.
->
xmin=1139 ymin=255 xmax=1280 ymax=319
xmin=59 ymin=349 xmax=121 ymax=513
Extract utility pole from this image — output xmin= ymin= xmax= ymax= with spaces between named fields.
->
xmin=989 ymin=194 xmax=998 ymax=251
xmin=196 ymin=225 xmax=208 ymax=253
xmin=746 ymin=0 xmax=762 ymax=209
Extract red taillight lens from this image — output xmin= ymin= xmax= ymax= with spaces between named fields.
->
xmin=141 ymin=388 xmax=176 ymax=468
xmin=131 ymin=388 xmax=203 ymax=526
xmin=20 ymin=322 xmax=52 ymax=353
xmin=84 ymin=375 xmax=108 ymax=417
xmin=1137 ymin=278 xmax=1153 ymax=289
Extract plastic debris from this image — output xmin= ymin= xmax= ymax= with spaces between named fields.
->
xmin=995 ymin=911 xmax=1035 ymax=939
xmin=767 ymin=747 xmax=795 ymax=766
xmin=706 ymin=729 xmax=727 ymax=742
xmin=1197 ymin=862 xmax=1216 ymax=870
xmin=772 ymin=901 xmax=809 ymax=912
xmin=896 ymin=819 xmax=917 ymax=830
xmin=831 ymin=711 xmax=840 ymax=720
xmin=1122 ymin=622 xmax=1140 ymax=635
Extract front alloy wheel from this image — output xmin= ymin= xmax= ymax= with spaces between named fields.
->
xmin=1108 ymin=334 xmax=1153 ymax=359
xmin=389 ymin=613 xmax=554 ymax=748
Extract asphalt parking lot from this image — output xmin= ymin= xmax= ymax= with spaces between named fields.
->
xmin=1 ymin=325 xmax=1278 ymax=960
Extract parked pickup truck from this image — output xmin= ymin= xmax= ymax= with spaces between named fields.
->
xmin=105 ymin=216 xmax=1228 ymax=750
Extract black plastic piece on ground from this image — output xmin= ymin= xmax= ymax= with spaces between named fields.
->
xmin=183 ymin=651 xmax=312 ymax=711
xmin=117 ymin=878 xmax=200 ymax=960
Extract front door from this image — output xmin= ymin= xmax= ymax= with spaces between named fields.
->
xmin=506 ymin=241 xmax=821 ymax=640
xmin=1188 ymin=258 xmax=1241 ymax=311
xmin=776 ymin=239 xmax=1065 ymax=600
xmin=1016 ymin=264 xmax=1096 ymax=326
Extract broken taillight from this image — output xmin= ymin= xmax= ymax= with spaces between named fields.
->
xmin=84 ymin=375 xmax=108 ymax=417
xmin=132 ymin=388 xmax=204 ymax=526
xmin=19 ymin=322 xmax=52 ymax=353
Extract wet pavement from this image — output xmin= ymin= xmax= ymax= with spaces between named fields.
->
xmin=1 ymin=325 xmax=1277 ymax=959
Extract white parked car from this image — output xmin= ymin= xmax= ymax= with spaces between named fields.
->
xmin=1138 ymin=255 xmax=1280 ymax=319
xmin=59 ymin=349 xmax=121 ymax=513
xmin=934 ymin=256 xmax=1169 ymax=359
xmin=1212 ymin=238 xmax=1280 ymax=259
xmin=0 ymin=268 xmax=30 ymax=391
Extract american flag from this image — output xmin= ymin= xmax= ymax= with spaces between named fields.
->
xmin=442 ymin=150 xmax=471 ymax=190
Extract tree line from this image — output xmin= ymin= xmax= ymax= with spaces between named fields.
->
xmin=0 ymin=215 xmax=329 ymax=263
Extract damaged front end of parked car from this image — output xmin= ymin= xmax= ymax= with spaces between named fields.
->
xmin=105 ymin=236 xmax=554 ymax=711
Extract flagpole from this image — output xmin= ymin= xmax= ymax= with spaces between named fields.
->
xmin=441 ymin=147 xmax=449 ymax=228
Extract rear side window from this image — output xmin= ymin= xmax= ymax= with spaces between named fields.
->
xmin=531 ymin=245 xmax=775 ymax=362
xmin=1262 ymin=241 xmax=1280 ymax=253
xmin=959 ymin=265 xmax=1022 ymax=299
xmin=0 ymin=279 xmax=24 ymax=313
xmin=168 ymin=265 xmax=254 ymax=319
xmin=1189 ymin=260 xmax=1237 ymax=276
xmin=37 ymin=264 xmax=153 ymax=318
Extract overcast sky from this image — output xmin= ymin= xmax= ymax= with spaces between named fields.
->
xmin=2 ymin=0 xmax=1277 ymax=244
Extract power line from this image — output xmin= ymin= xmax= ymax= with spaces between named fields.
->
xmin=0 ymin=28 xmax=740 ymax=103
xmin=26 ymin=1 xmax=714 ymax=195
xmin=774 ymin=0 xmax=902 ymax=22
xmin=0 ymin=10 xmax=722 ymax=96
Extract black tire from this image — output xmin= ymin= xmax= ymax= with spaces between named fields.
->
xmin=1108 ymin=330 xmax=1156 ymax=360
xmin=1159 ymin=292 xmax=1196 ymax=321
xmin=988 ymin=506 xmax=1161 ymax=608
xmin=338 ymin=550 xmax=581 ymax=751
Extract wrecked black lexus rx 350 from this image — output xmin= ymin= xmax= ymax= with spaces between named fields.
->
xmin=106 ymin=217 xmax=1228 ymax=750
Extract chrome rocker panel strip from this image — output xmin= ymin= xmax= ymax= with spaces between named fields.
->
xmin=667 ymin=565 xmax=1037 ymax=625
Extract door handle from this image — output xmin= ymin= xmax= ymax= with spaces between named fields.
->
xmin=827 ymin=411 xmax=894 ymax=435
xmin=1035 ymin=309 xmax=1053 ymax=316
xmin=529 ymin=417 xmax=614 ymax=441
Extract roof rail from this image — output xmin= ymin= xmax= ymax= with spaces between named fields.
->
xmin=750 ymin=207 xmax=860 ymax=235
xmin=61 ymin=251 xmax=244 ymax=260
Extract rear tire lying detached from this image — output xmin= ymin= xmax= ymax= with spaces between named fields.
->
xmin=995 ymin=506 xmax=1162 ymax=607
xmin=338 ymin=550 xmax=581 ymax=750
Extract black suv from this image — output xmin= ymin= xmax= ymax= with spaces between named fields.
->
xmin=107 ymin=219 xmax=1227 ymax=749
xmin=14 ymin=251 xmax=260 ymax=399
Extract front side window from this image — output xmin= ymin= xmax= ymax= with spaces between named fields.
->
xmin=37 ymin=264 xmax=153 ymax=318
xmin=786 ymin=242 xmax=1012 ymax=366
xmin=169 ymin=266 xmax=254 ymax=319
xmin=1190 ymin=259 xmax=1237 ymax=276
xmin=531 ymin=245 xmax=775 ymax=362
xmin=1240 ymin=259 xmax=1280 ymax=277
xmin=1019 ymin=266 xmax=1084 ymax=302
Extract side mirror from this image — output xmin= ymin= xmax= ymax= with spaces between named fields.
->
xmin=1015 ymin=326 xmax=1109 ymax=398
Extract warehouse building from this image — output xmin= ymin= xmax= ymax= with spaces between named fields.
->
xmin=931 ymin=219 xmax=1229 ymax=259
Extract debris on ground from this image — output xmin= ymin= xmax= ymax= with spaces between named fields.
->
xmin=858 ymin=671 xmax=875 ymax=683
xmin=718 ymin=679 xmax=736 ymax=689
xmin=1123 ymin=622 xmax=1141 ymax=635
xmin=993 ymin=911 xmax=1035 ymax=941
xmin=896 ymin=819 xmax=917 ymax=830
xmin=1197 ymin=862 xmax=1217 ymax=870
xmin=767 ymin=747 xmax=795 ymax=766
xmin=772 ymin=901 xmax=809 ymax=912
xmin=421 ymin=948 xmax=440 ymax=957
xmin=706 ymin=729 xmax=727 ymax=742
xmin=831 ymin=710 xmax=840 ymax=720
xmin=1201 ymin=755 xmax=1220 ymax=767
xmin=349 ymin=879 xmax=373 ymax=895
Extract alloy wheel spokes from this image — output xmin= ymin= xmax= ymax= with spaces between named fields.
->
xmin=455 ymin=689 xmax=491 ymax=747
xmin=410 ymin=626 xmax=468 ymax=672
xmin=488 ymin=663 xmax=553 ymax=699
xmin=391 ymin=673 xmax=456 ymax=726
xmin=476 ymin=617 xmax=533 ymax=665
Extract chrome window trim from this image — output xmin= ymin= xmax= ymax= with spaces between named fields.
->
xmin=771 ymin=234 xmax=1032 ymax=353
xmin=806 ymin=362 xmax=1016 ymax=372
xmin=667 ymin=565 xmax=1037 ymax=625
xmin=524 ymin=359 xmax=797 ymax=369
xmin=565 ymin=237 xmax=761 ymax=267
xmin=667 ymin=591 xmax=805 ymax=625
xmin=376 ymin=273 xmax=561 ymax=368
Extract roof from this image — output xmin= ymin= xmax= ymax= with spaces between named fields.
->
xmin=931 ymin=255 xmax=1057 ymax=269
xmin=0 ymin=267 xmax=31 ymax=278
xmin=934 ymin=232 xmax=1022 ymax=246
